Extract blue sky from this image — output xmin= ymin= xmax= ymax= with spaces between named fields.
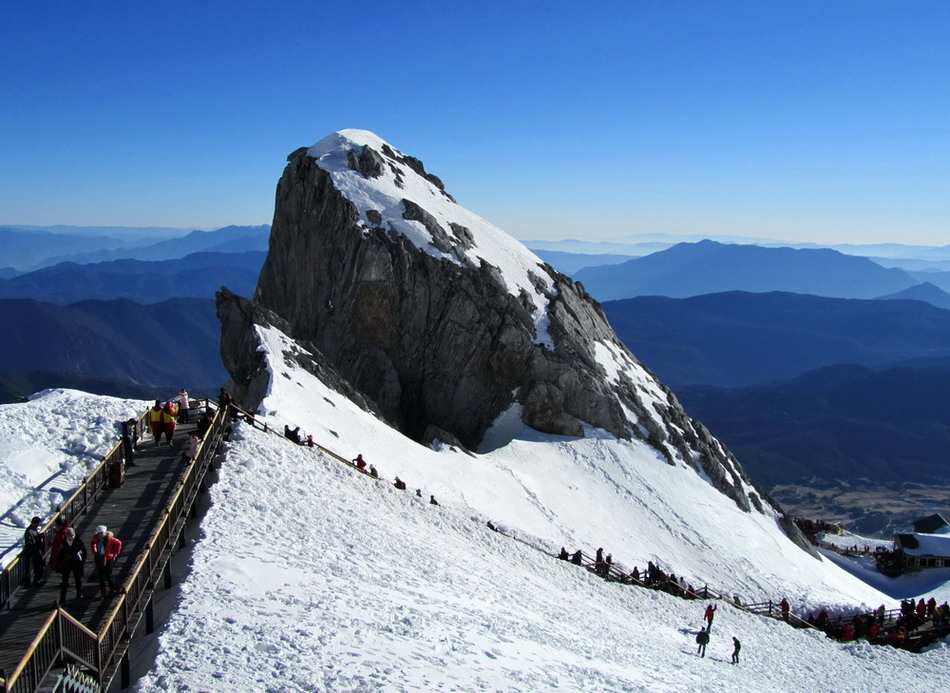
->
xmin=1 ymin=1 xmax=948 ymax=244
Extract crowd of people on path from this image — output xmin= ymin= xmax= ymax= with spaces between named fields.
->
xmin=128 ymin=388 xmax=213 ymax=466
xmin=21 ymin=516 xmax=125 ymax=604
xmin=15 ymin=388 xmax=221 ymax=606
xmin=803 ymin=596 xmax=950 ymax=646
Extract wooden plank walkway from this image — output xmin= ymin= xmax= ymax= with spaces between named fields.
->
xmin=0 ymin=420 xmax=197 ymax=676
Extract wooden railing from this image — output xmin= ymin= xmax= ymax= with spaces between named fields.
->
xmin=231 ymin=404 xmax=357 ymax=468
xmin=1 ymin=413 xmax=149 ymax=610
xmin=0 ymin=400 xmax=224 ymax=693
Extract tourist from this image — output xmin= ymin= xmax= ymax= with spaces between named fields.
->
xmin=23 ymin=516 xmax=45 ymax=587
xmin=57 ymin=528 xmax=86 ymax=603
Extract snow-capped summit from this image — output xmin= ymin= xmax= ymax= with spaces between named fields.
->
xmin=225 ymin=129 xmax=795 ymax=536
xmin=303 ymin=128 xmax=556 ymax=332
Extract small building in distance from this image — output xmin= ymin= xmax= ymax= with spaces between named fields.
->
xmin=894 ymin=513 xmax=950 ymax=571
xmin=913 ymin=513 xmax=949 ymax=535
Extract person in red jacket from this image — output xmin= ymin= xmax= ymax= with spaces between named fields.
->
xmin=161 ymin=401 xmax=178 ymax=445
xmin=90 ymin=525 xmax=123 ymax=598
xmin=704 ymin=604 xmax=717 ymax=632
xmin=49 ymin=516 xmax=71 ymax=568
xmin=779 ymin=598 xmax=791 ymax=621
xmin=149 ymin=401 xmax=164 ymax=445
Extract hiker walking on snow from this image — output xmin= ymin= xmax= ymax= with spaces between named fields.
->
xmin=731 ymin=636 xmax=741 ymax=664
xmin=695 ymin=627 xmax=710 ymax=657
xmin=704 ymin=603 xmax=717 ymax=632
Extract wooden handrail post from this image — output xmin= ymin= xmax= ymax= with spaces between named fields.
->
xmin=56 ymin=607 xmax=64 ymax=667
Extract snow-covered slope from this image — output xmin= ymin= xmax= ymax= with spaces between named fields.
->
xmin=1 ymin=375 xmax=947 ymax=689
xmin=127 ymin=331 xmax=949 ymax=690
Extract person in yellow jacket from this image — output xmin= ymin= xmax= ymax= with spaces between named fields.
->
xmin=161 ymin=400 xmax=178 ymax=445
xmin=148 ymin=401 xmax=164 ymax=445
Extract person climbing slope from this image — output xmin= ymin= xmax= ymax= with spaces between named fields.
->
xmin=695 ymin=627 xmax=710 ymax=657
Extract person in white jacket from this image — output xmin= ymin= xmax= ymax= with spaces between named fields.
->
xmin=176 ymin=388 xmax=190 ymax=422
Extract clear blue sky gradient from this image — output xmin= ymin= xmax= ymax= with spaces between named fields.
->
xmin=2 ymin=1 xmax=948 ymax=244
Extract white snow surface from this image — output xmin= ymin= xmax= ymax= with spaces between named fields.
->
xmin=114 ymin=324 xmax=946 ymax=691
xmin=0 ymin=389 xmax=149 ymax=566
xmin=1 ymin=350 xmax=948 ymax=691
xmin=306 ymin=129 xmax=556 ymax=348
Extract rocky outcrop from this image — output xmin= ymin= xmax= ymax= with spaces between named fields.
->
xmin=254 ymin=147 xmax=635 ymax=449
xmin=227 ymin=131 xmax=789 ymax=521
xmin=216 ymin=287 xmax=382 ymax=420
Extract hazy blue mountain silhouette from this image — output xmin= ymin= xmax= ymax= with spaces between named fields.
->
xmin=602 ymin=291 xmax=950 ymax=387
xmin=530 ymin=250 xmax=634 ymax=275
xmin=575 ymin=240 xmax=918 ymax=301
xmin=877 ymin=282 xmax=950 ymax=309
xmin=677 ymin=363 xmax=950 ymax=490
xmin=42 ymin=224 xmax=270 ymax=266
xmin=0 ymin=251 xmax=264 ymax=304
xmin=0 ymin=226 xmax=129 ymax=271
xmin=1 ymin=297 xmax=226 ymax=402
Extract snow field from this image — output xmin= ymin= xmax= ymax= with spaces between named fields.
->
xmin=135 ymin=421 xmax=950 ymax=692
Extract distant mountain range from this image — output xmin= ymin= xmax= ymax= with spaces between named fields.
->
xmin=527 ymin=234 xmax=950 ymax=263
xmin=0 ymin=224 xmax=269 ymax=271
xmin=677 ymin=363 xmax=950 ymax=491
xmin=0 ymin=251 xmax=264 ymax=304
xmin=575 ymin=240 xmax=923 ymax=301
xmin=602 ymin=291 xmax=950 ymax=387
xmin=877 ymin=281 xmax=950 ymax=309
xmin=0 ymin=297 xmax=226 ymax=402
xmin=530 ymin=250 xmax=633 ymax=275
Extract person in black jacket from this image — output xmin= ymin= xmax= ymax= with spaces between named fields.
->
xmin=23 ymin=516 xmax=45 ymax=587
xmin=695 ymin=627 xmax=710 ymax=657
xmin=57 ymin=527 xmax=86 ymax=603
xmin=120 ymin=418 xmax=138 ymax=466
xmin=731 ymin=636 xmax=741 ymax=664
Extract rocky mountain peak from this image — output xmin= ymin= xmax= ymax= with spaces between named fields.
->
xmin=219 ymin=130 xmax=807 ymax=537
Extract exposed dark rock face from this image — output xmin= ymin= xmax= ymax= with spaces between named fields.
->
xmin=225 ymin=132 xmax=794 ymax=523
xmin=216 ymin=287 xmax=382 ymax=420
xmin=254 ymin=147 xmax=636 ymax=449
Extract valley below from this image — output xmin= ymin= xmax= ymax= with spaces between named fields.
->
xmin=772 ymin=480 xmax=950 ymax=537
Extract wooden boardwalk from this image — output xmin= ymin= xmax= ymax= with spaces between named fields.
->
xmin=0 ymin=419 xmax=197 ymax=677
